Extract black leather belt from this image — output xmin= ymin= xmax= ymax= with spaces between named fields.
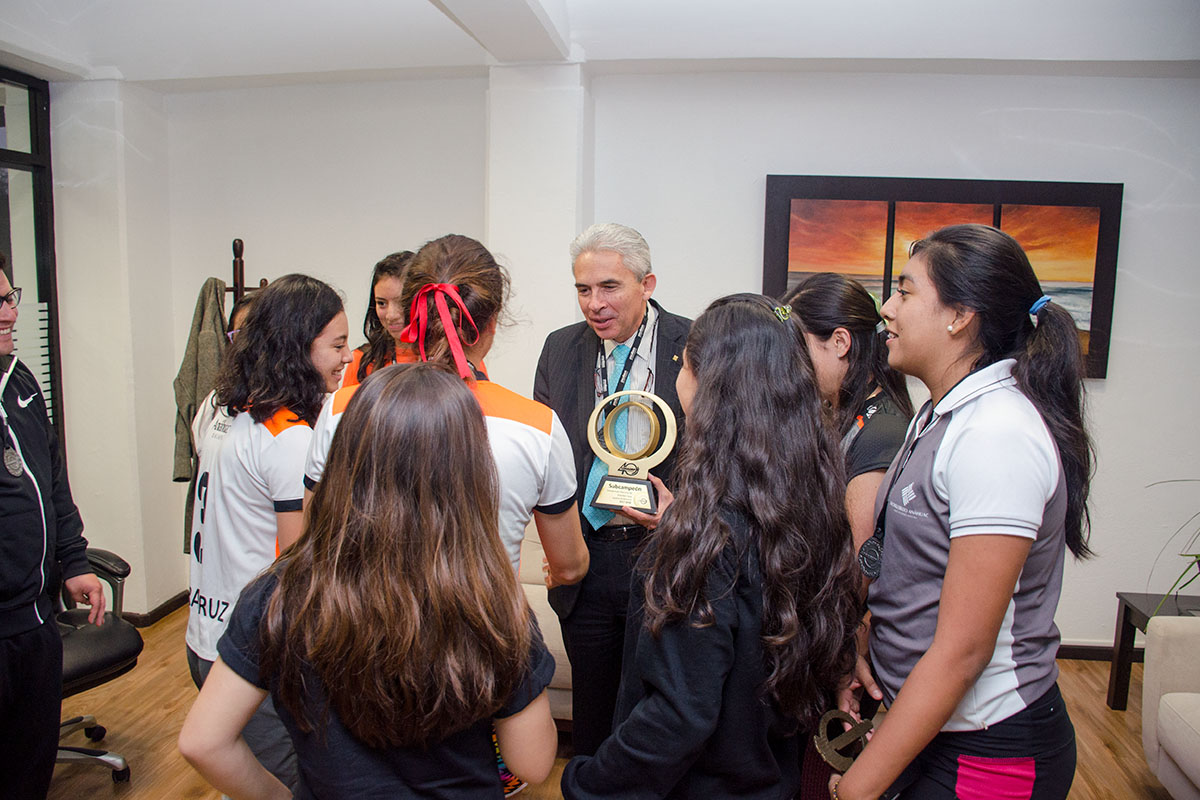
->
xmin=588 ymin=523 xmax=648 ymax=543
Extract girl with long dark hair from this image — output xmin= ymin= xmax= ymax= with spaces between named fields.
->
xmin=341 ymin=250 xmax=416 ymax=387
xmin=783 ymin=273 xmax=914 ymax=562
xmin=562 ymin=293 xmax=861 ymax=798
xmin=831 ymin=225 xmax=1092 ymax=799
xmin=185 ymin=273 xmax=352 ymax=791
xmin=180 ymin=364 xmax=558 ymax=798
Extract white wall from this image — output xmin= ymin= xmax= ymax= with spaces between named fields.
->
xmin=589 ymin=69 xmax=1200 ymax=645
xmin=49 ymin=75 xmax=488 ymax=614
xmin=167 ymin=77 xmax=489 ymax=347
xmin=51 ymin=79 xmax=179 ymax=613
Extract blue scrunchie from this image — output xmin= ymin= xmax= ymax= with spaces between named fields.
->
xmin=1029 ymin=295 xmax=1051 ymax=315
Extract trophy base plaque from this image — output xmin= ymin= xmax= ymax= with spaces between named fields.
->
xmin=592 ymin=474 xmax=657 ymax=514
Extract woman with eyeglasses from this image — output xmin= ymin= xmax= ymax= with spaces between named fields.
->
xmin=185 ymin=274 xmax=352 ymax=794
xmin=830 ymin=225 xmax=1091 ymax=800
xmin=1 ymin=265 xmax=105 ymax=798
xmin=180 ymin=363 xmax=558 ymax=798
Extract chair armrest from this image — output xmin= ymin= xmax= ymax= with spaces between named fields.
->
xmin=84 ymin=547 xmax=130 ymax=617
xmin=87 ymin=548 xmax=131 ymax=581
xmin=1142 ymin=615 xmax=1200 ymax=771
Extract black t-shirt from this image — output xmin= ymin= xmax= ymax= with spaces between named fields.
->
xmin=843 ymin=392 xmax=911 ymax=482
xmin=561 ymin=508 xmax=802 ymax=799
xmin=218 ymin=570 xmax=554 ymax=799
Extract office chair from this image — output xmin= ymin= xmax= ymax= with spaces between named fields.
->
xmin=56 ymin=548 xmax=145 ymax=783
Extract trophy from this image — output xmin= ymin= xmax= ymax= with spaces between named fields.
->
xmin=586 ymin=389 xmax=677 ymax=514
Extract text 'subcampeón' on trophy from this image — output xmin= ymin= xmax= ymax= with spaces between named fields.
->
xmin=586 ymin=389 xmax=677 ymax=515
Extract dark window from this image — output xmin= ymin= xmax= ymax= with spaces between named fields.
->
xmin=1 ymin=66 xmax=63 ymax=443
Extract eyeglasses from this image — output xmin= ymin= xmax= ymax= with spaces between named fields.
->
xmin=1 ymin=287 xmax=20 ymax=308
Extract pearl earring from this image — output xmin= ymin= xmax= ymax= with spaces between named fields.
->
xmin=947 ymin=325 xmax=954 ymax=333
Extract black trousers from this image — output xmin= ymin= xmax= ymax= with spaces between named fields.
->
xmin=0 ymin=618 xmax=63 ymax=799
xmin=560 ymin=535 xmax=642 ymax=757
xmin=886 ymin=683 xmax=1076 ymax=800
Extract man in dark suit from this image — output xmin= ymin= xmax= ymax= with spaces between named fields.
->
xmin=533 ymin=223 xmax=691 ymax=756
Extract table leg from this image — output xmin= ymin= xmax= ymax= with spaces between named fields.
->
xmin=1106 ymin=599 xmax=1136 ymax=710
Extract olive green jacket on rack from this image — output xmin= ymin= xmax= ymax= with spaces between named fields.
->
xmin=173 ymin=277 xmax=227 ymax=553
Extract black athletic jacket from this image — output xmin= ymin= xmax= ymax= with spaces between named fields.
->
xmin=0 ymin=354 xmax=89 ymax=638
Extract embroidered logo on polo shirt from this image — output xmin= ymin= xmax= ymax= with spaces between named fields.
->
xmin=901 ymin=483 xmax=916 ymax=506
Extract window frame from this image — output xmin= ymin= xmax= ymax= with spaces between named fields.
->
xmin=1 ymin=65 xmax=64 ymax=446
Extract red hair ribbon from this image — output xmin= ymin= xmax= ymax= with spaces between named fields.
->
xmin=399 ymin=283 xmax=480 ymax=380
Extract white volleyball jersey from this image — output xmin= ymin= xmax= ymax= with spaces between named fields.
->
xmin=304 ymin=379 xmax=576 ymax=572
xmin=186 ymin=406 xmax=312 ymax=661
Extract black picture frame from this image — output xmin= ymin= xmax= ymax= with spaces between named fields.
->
xmin=763 ymin=175 xmax=1123 ymax=379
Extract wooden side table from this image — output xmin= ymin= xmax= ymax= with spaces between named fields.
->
xmin=1106 ymin=591 xmax=1200 ymax=710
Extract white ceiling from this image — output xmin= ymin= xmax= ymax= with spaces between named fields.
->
xmin=1 ymin=0 xmax=1198 ymax=86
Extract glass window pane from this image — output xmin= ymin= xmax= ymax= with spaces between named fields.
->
xmin=0 ymin=82 xmax=32 ymax=154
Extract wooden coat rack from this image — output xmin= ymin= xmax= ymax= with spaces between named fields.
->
xmin=226 ymin=238 xmax=268 ymax=302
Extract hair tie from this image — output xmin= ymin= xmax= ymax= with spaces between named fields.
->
xmin=773 ymin=304 xmax=792 ymax=323
xmin=1029 ymin=295 xmax=1052 ymax=316
xmin=399 ymin=283 xmax=480 ymax=380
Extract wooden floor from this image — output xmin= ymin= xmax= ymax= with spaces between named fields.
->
xmin=51 ymin=607 xmax=1172 ymax=799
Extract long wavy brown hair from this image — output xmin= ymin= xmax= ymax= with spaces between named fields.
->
xmin=213 ymin=273 xmax=344 ymax=426
xmin=641 ymin=294 xmax=861 ymax=731
xmin=257 ymin=363 xmax=534 ymax=747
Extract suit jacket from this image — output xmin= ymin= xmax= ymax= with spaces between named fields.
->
xmin=533 ymin=298 xmax=692 ymax=618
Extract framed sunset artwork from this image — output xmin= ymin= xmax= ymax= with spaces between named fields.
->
xmin=762 ymin=175 xmax=1123 ymax=378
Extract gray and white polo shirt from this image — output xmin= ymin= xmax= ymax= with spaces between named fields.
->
xmin=868 ymin=359 xmax=1068 ymax=731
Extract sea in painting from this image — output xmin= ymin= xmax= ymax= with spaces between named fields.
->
xmin=785 ymin=273 xmax=1092 ymax=333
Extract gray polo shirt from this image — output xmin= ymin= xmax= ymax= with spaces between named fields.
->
xmin=868 ymin=359 xmax=1067 ymax=731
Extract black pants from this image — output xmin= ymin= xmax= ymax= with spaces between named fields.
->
xmin=886 ymin=683 xmax=1076 ymax=800
xmin=560 ymin=535 xmax=642 ymax=757
xmin=0 ymin=619 xmax=63 ymax=799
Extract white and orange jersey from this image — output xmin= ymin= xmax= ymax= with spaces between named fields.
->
xmin=186 ymin=405 xmax=312 ymax=661
xmin=304 ymin=378 xmax=575 ymax=572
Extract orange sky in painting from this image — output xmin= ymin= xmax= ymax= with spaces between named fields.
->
xmin=788 ymin=199 xmax=889 ymax=274
xmin=892 ymin=202 xmax=992 ymax=268
xmin=790 ymin=198 xmax=1101 ymax=285
xmin=1001 ymin=205 xmax=1099 ymax=283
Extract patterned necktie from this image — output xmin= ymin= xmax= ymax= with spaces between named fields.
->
xmin=582 ymin=344 xmax=631 ymax=530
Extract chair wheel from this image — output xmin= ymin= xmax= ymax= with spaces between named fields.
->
xmin=84 ymin=725 xmax=106 ymax=741
xmin=112 ymin=767 xmax=130 ymax=783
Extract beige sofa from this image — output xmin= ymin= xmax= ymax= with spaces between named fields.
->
xmin=1143 ymin=615 xmax=1200 ymax=800
xmin=518 ymin=526 xmax=572 ymax=725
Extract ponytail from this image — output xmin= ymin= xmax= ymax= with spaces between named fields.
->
xmin=1015 ymin=300 xmax=1094 ymax=558
xmin=400 ymin=235 xmax=508 ymax=377
xmin=783 ymin=272 xmax=913 ymax=434
xmin=913 ymin=224 xmax=1094 ymax=559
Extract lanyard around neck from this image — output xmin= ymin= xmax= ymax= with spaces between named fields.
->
xmin=597 ymin=310 xmax=650 ymax=397
xmin=859 ymin=403 xmax=941 ymax=579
